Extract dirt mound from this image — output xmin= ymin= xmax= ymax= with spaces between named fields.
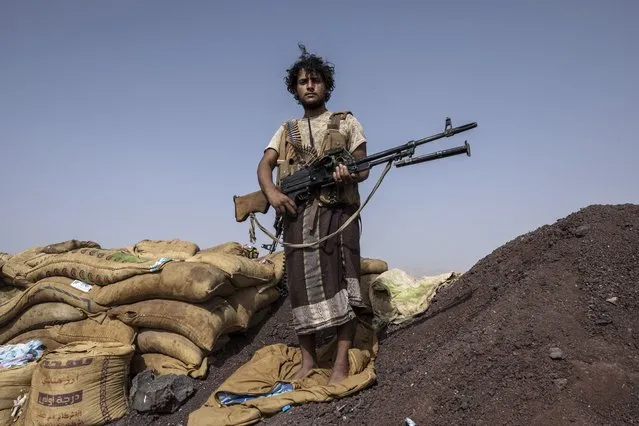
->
xmin=112 ymin=203 xmax=639 ymax=425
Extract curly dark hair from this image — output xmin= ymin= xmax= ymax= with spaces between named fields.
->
xmin=284 ymin=43 xmax=335 ymax=103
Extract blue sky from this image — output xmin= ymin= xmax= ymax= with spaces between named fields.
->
xmin=1 ymin=1 xmax=637 ymax=275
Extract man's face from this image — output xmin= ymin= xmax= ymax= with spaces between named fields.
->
xmin=296 ymin=69 xmax=326 ymax=109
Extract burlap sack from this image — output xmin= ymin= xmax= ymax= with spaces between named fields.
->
xmin=0 ymin=361 xmax=37 ymax=410
xmin=41 ymin=240 xmax=101 ymax=254
xmin=360 ymin=257 xmax=388 ymax=275
xmin=6 ymin=329 xmax=63 ymax=350
xmin=186 ymin=252 xmax=275 ymax=288
xmin=136 ymin=329 xmax=204 ymax=367
xmin=131 ymin=353 xmax=208 ymax=379
xmin=0 ymin=408 xmax=13 ymax=425
xmin=133 ymin=239 xmax=199 ymax=261
xmin=199 ymin=242 xmax=245 ymax=256
xmin=25 ymin=248 xmax=172 ymax=286
xmin=1 ymin=246 xmax=45 ymax=286
xmin=0 ymin=277 xmax=105 ymax=328
xmin=5 ymin=317 xmax=134 ymax=350
xmin=0 ymin=252 xmax=11 ymax=270
xmin=52 ymin=316 xmax=136 ymax=346
xmin=225 ymin=286 xmax=280 ymax=331
xmin=1 ymin=241 xmax=101 ymax=287
xmin=0 ymin=285 xmax=22 ymax=305
xmin=0 ymin=302 xmax=86 ymax=344
xmin=23 ymin=341 xmax=134 ymax=426
xmin=108 ymin=297 xmax=237 ymax=352
xmin=256 ymin=251 xmax=285 ymax=291
xmin=93 ymin=261 xmax=234 ymax=306
xmin=198 ymin=241 xmax=259 ymax=259
xmin=358 ymin=273 xmax=379 ymax=313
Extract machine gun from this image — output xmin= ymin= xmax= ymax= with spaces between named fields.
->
xmin=233 ymin=117 xmax=477 ymax=252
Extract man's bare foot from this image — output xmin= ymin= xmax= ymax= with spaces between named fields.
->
xmin=291 ymin=363 xmax=317 ymax=380
xmin=328 ymin=363 xmax=349 ymax=385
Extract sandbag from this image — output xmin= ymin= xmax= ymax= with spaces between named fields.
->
xmin=199 ymin=242 xmax=258 ymax=259
xmin=369 ymin=268 xmax=459 ymax=324
xmin=0 ymin=253 xmax=11 ymax=270
xmin=6 ymin=329 xmax=63 ymax=350
xmin=360 ymin=258 xmax=388 ymax=275
xmin=358 ymin=273 xmax=378 ymax=313
xmin=257 ymin=251 xmax=285 ymax=291
xmin=2 ymin=241 xmax=101 ymax=286
xmin=41 ymin=240 xmax=101 ymax=254
xmin=0 ymin=277 xmax=105 ymax=328
xmin=0 ymin=361 xmax=37 ymax=410
xmin=136 ymin=329 xmax=205 ymax=367
xmin=25 ymin=248 xmax=171 ymax=286
xmin=0 ymin=302 xmax=86 ymax=344
xmin=0 ymin=285 xmax=22 ymax=306
xmin=23 ymin=341 xmax=134 ymax=425
xmin=0 ymin=408 xmax=13 ymax=425
xmin=108 ymin=298 xmax=237 ymax=352
xmin=93 ymin=261 xmax=234 ymax=305
xmin=186 ymin=252 xmax=275 ymax=288
xmin=52 ymin=316 xmax=136 ymax=346
xmin=133 ymin=239 xmax=199 ymax=261
xmin=1 ymin=246 xmax=45 ymax=286
xmin=132 ymin=353 xmax=208 ymax=379
xmin=226 ymin=286 xmax=280 ymax=331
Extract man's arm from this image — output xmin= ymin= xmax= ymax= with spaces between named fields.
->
xmin=333 ymin=142 xmax=369 ymax=183
xmin=257 ymin=148 xmax=297 ymax=216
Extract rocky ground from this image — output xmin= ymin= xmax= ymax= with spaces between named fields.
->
xmin=112 ymin=203 xmax=639 ymax=426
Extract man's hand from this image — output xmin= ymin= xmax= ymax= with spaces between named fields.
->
xmin=333 ymin=164 xmax=359 ymax=184
xmin=265 ymin=187 xmax=297 ymax=217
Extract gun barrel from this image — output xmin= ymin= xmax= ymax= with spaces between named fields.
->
xmin=355 ymin=120 xmax=477 ymax=167
xmin=395 ymin=141 xmax=471 ymax=168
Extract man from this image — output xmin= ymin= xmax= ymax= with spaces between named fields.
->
xmin=257 ymin=45 xmax=370 ymax=384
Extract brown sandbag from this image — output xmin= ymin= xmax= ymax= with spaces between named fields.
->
xmin=0 ymin=302 xmax=86 ymax=344
xmin=1 ymin=241 xmax=102 ymax=286
xmin=360 ymin=257 xmax=388 ymax=275
xmin=0 ymin=285 xmax=22 ymax=306
xmin=0 ymin=408 xmax=14 ymax=425
xmin=23 ymin=341 xmax=134 ymax=426
xmin=1 ymin=246 xmax=45 ymax=286
xmin=136 ymin=329 xmax=205 ymax=367
xmin=0 ymin=361 xmax=37 ymax=410
xmin=225 ymin=286 xmax=280 ymax=331
xmin=6 ymin=329 xmax=63 ymax=350
xmin=256 ymin=251 xmax=285 ymax=291
xmin=199 ymin=242 xmax=259 ymax=258
xmin=41 ymin=239 xmax=101 ymax=254
xmin=133 ymin=239 xmax=199 ymax=261
xmin=109 ymin=298 xmax=237 ymax=352
xmin=358 ymin=273 xmax=379 ymax=313
xmin=186 ymin=252 xmax=275 ymax=288
xmin=131 ymin=353 xmax=208 ymax=379
xmin=93 ymin=261 xmax=234 ymax=306
xmin=52 ymin=316 xmax=136 ymax=346
xmin=0 ymin=276 xmax=106 ymax=328
xmin=6 ymin=317 xmax=135 ymax=349
xmin=199 ymin=242 xmax=245 ymax=256
xmin=25 ymin=248 xmax=172 ymax=286
xmin=0 ymin=252 xmax=12 ymax=270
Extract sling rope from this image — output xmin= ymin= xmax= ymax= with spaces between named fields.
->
xmin=249 ymin=159 xmax=394 ymax=249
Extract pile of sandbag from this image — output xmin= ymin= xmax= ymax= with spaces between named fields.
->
xmin=0 ymin=239 xmax=285 ymax=383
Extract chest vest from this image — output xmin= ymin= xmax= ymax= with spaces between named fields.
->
xmin=275 ymin=111 xmax=361 ymax=207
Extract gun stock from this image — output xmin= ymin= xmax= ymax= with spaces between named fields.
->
xmin=233 ymin=190 xmax=270 ymax=222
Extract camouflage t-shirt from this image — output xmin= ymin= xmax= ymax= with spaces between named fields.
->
xmin=265 ymin=110 xmax=367 ymax=155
